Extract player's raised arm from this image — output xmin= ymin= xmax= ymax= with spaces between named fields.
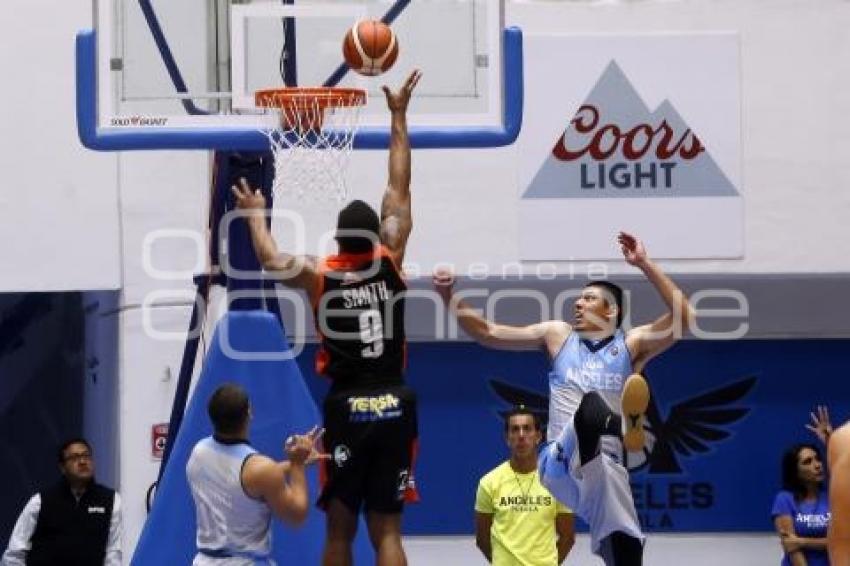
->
xmin=379 ymin=70 xmax=422 ymax=267
xmin=829 ymin=423 xmax=850 ymax=565
xmin=232 ymin=179 xmax=320 ymax=299
xmin=619 ymin=232 xmax=695 ymax=368
xmin=433 ymin=269 xmax=569 ymax=355
xmin=241 ymin=427 xmax=327 ymax=526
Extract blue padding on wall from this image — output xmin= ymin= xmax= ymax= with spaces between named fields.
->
xmin=75 ymin=28 xmax=523 ymax=151
xmin=132 ymin=311 xmax=373 ymax=565
xmin=296 ymin=339 xmax=850 ymax=534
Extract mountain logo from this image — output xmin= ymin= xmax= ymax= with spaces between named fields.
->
xmin=523 ymin=60 xmax=738 ymax=199
xmin=489 ymin=375 xmax=756 ymax=474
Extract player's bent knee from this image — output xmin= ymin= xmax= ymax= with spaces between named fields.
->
xmin=575 ymin=392 xmax=608 ymax=422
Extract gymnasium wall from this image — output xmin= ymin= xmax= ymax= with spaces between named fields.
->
xmin=295 ymin=339 xmax=850 ymax=534
xmin=0 ymin=293 xmax=86 ymax=552
xmin=1 ymin=0 xmax=849 ymax=293
xmin=1 ymin=0 xmax=849 ymax=559
xmin=0 ymin=0 xmax=120 ymax=292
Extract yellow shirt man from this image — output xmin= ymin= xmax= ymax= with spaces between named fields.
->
xmin=475 ymin=409 xmax=574 ymax=566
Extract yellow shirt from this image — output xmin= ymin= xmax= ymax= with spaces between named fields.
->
xmin=475 ymin=461 xmax=571 ymax=566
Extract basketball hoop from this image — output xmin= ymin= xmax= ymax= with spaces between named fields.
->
xmin=255 ymin=87 xmax=366 ymax=203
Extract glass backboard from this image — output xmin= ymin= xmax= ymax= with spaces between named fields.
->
xmin=78 ymin=0 xmax=522 ymax=150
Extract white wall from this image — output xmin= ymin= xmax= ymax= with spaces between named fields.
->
xmin=115 ymin=150 xmax=212 ymax=553
xmin=503 ymin=0 xmax=850 ymax=275
xmin=0 ymin=0 xmax=120 ymax=292
xmin=3 ymin=1 xmax=847 ymax=292
xmin=247 ymin=0 xmax=850 ymax=275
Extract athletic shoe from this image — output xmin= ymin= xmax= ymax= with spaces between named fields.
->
xmin=621 ymin=374 xmax=650 ymax=453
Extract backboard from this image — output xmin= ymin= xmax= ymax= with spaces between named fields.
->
xmin=79 ymin=0 xmax=522 ymax=150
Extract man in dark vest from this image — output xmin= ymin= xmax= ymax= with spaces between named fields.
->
xmin=2 ymin=438 xmax=122 ymax=565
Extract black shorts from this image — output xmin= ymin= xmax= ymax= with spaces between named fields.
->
xmin=318 ymin=383 xmax=419 ymax=514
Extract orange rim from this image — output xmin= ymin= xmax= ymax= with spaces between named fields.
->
xmin=255 ymin=87 xmax=366 ymax=131
xmin=255 ymin=87 xmax=367 ymax=110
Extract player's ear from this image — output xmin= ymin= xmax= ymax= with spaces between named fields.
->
xmin=607 ymin=303 xmax=619 ymax=324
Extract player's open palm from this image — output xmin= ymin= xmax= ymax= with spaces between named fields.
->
xmin=618 ymin=231 xmax=647 ymax=266
xmin=231 ymin=178 xmax=266 ymax=211
xmin=382 ymin=69 xmax=422 ymax=113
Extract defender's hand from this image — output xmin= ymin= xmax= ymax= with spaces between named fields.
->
xmin=617 ymin=231 xmax=648 ymax=267
xmin=432 ymin=268 xmax=456 ymax=303
xmin=382 ymin=69 xmax=422 ymax=113
xmin=231 ymin=178 xmax=267 ymax=211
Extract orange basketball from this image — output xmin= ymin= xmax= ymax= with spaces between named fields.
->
xmin=342 ymin=19 xmax=399 ymax=77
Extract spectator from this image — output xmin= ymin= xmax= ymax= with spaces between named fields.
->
xmin=772 ymin=443 xmax=830 ymax=566
xmin=475 ymin=406 xmax=575 ymax=565
xmin=2 ymin=438 xmax=121 ymax=566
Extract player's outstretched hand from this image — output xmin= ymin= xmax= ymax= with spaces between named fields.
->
xmin=617 ymin=231 xmax=648 ymax=267
xmin=231 ymin=178 xmax=266 ymax=211
xmin=432 ymin=268 xmax=456 ymax=303
xmin=382 ymin=69 xmax=422 ymax=113
xmin=285 ymin=426 xmax=329 ymax=466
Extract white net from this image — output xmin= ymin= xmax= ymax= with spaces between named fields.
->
xmin=256 ymin=88 xmax=366 ymax=204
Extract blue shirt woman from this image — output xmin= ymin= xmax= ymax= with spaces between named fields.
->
xmin=772 ymin=443 xmax=830 ymax=566
xmin=772 ymin=489 xmax=830 ymax=566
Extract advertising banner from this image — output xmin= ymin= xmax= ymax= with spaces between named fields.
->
xmin=518 ymin=34 xmax=743 ymax=260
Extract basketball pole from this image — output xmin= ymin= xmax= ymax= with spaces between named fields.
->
xmin=156 ymin=151 xmax=277 ymax=483
xmin=281 ymin=0 xmax=298 ymax=87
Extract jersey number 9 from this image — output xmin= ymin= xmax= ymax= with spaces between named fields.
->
xmin=359 ymin=309 xmax=384 ymax=359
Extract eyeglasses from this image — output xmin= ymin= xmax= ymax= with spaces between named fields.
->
xmin=64 ymin=452 xmax=92 ymax=463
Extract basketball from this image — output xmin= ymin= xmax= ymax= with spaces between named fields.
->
xmin=342 ymin=19 xmax=399 ymax=76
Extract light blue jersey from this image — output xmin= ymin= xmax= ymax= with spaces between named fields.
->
xmin=187 ymin=437 xmax=273 ymax=565
xmin=539 ymin=329 xmax=643 ymax=555
xmin=547 ymin=329 xmax=633 ymax=440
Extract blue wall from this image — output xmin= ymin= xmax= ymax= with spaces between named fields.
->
xmin=298 ymin=339 xmax=850 ymax=535
xmin=0 ymin=293 xmax=85 ymax=552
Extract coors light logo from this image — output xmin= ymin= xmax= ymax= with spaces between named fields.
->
xmin=523 ymin=61 xmax=738 ymax=199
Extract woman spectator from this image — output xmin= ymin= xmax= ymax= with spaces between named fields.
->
xmin=772 ymin=443 xmax=830 ymax=566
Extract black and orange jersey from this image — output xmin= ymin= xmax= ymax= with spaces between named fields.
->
xmin=314 ymin=245 xmax=407 ymax=388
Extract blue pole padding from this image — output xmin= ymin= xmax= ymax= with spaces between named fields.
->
xmin=133 ymin=311 xmax=375 ymax=565
xmin=220 ymin=152 xmax=275 ymax=311
xmin=281 ymin=0 xmax=298 ymax=86
xmin=76 ymin=28 xmax=523 ymax=151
